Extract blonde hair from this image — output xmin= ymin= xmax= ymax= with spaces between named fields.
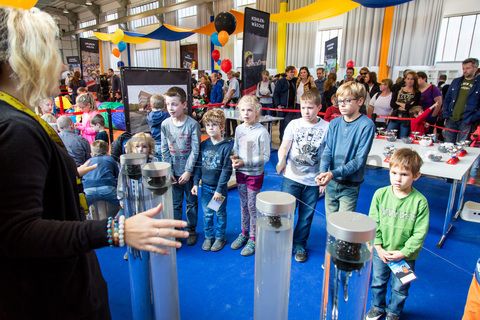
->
xmin=336 ymin=81 xmax=367 ymax=100
xmin=236 ymin=95 xmax=262 ymax=121
xmin=125 ymin=132 xmax=155 ymax=156
xmin=150 ymin=94 xmax=165 ymax=110
xmin=389 ymin=148 xmax=423 ymax=176
xmin=91 ymin=140 xmax=108 ymax=157
xmin=0 ymin=8 xmax=62 ymax=108
xmin=409 ymin=105 xmax=423 ymax=117
xmin=76 ymin=93 xmax=96 ymax=110
xmin=202 ymin=108 xmax=226 ymax=130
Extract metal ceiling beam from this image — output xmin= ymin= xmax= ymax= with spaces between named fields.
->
xmin=44 ymin=7 xmax=79 ymax=26
xmin=62 ymin=0 xmax=101 ymax=19
xmin=64 ymin=0 xmax=214 ymax=36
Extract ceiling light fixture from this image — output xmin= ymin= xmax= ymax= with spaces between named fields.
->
xmin=63 ymin=5 xmax=69 ymax=14
xmin=85 ymin=0 xmax=93 ymax=6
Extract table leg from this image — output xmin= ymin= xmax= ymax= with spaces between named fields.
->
xmin=454 ymin=174 xmax=468 ymax=220
xmin=437 ymin=179 xmax=458 ymax=248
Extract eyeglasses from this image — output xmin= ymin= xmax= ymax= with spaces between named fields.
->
xmin=360 ymin=72 xmax=367 ymax=76
xmin=337 ymin=98 xmax=358 ymax=105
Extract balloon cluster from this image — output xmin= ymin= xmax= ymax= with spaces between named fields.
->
xmin=211 ymin=12 xmax=236 ymax=47
xmin=211 ymin=49 xmax=232 ymax=73
xmin=110 ymin=29 xmax=127 ymax=58
xmin=210 ymin=12 xmax=236 ymax=73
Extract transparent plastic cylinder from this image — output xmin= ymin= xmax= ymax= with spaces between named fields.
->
xmin=254 ymin=191 xmax=296 ymax=320
xmin=120 ymin=153 xmax=153 ymax=320
xmin=142 ymin=162 xmax=180 ymax=320
xmin=320 ymin=212 xmax=376 ymax=320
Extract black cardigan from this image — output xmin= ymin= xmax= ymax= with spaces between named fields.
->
xmin=390 ymin=87 xmax=421 ymax=118
xmin=0 ymin=100 xmax=110 ymax=319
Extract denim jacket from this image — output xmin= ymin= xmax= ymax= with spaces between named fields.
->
xmin=443 ymin=75 xmax=480 ymax=124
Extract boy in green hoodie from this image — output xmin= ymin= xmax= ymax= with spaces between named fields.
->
xmin=366 ymin=148 xmax=429 ymax=320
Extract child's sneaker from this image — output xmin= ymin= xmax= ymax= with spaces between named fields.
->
xmin=240 ymin=239 xmax=255 ymax=256
xmin=187 ymin=231 xmax=198 ymax=246
xmin=211 ymin=239 xmax=226 ymax=252
xmin=231 ymin=233 xmax=248 ymax=250
xmin=202 ymin=238 xmax=213 ymax=251
xmin=294 ymin=248 xmax=308 ymax=263
xmin=365 ymin=307 xmax=385 ymax=320
xmin=385 ymin=313 xmax=399 ymax=320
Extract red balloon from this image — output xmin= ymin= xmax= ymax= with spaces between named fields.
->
xmin=221 ymin=59 xmax=232 ymax=73
xmin=346 ymin=59 xmax=355 ymax=68
xmin=211 ymin=49 xmax=220 ymax=62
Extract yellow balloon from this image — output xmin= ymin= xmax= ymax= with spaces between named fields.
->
xmin=0 ymin=0 xmax=38 ymax=9
xmin=111 ymin=29 xmax=124 ymax=44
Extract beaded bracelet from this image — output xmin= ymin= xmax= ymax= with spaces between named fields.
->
xmin=106 ymin=215 xmax=126 ymax=247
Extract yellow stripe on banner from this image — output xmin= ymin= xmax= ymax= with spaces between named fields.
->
xmin=0 ymin=0 xmax=38 ymax=9
xmin=271 ymin=0 xmax=360 ymax=23
xmin=94 ymin=31 xmax=151 ymax=45
xmin=378 ymin=6 xmax=394 ymax=81
xmin=277 ymin=1 xmax=288 ymax=74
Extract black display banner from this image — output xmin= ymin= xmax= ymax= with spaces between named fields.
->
xmin=241 ymin=7 xmax=270 ymax=95
xmin=121 ymin=67 xmax=192 ymax=133
xmin=325 ymin=37 xmax=338 ymax=73
xmin=66 ymin=56 xmax=81 ymax=73
xmin=79 ymin=38 xmax=100 ymax=89
xmin=182 ymin=52 xmax=193 ymax=69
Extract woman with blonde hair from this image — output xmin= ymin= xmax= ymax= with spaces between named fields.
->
xmin=0 ymin=7 xmax=187 ymax=319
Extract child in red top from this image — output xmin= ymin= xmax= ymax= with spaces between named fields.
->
xmin=409 ymin=104 xmax=436 ymax=135
xmin=469 ymin=125 xmax=480 ymax=184
xmin=324 ymin=95 xmax=341 ymax=122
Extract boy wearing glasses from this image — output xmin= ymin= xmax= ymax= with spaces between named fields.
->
xmin=315 ymin=81 xmax=375 ymax=215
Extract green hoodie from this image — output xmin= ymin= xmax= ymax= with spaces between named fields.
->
xmin=369 ymin=186 xmax=429 ymax=260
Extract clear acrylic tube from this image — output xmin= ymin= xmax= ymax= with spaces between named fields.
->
xmin=320 ymin=212 xmax=376 ymax=320
xmin=254 ymin=191 xmax=296 ymax=320
xmin=142 ymin=162 xmax=180 ymax=320
xmin=120 ymin=153 xmax=153 ymax=320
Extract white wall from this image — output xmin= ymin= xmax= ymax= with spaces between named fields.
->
xmin=443 ymin=0 xmax=480 ymax=16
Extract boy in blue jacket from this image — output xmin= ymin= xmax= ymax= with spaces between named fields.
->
xmin=147 ymin=94 xmax=170 ymax=160
xmin=191 ymin=109 xmax=233 ymax=252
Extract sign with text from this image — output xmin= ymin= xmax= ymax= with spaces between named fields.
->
xmin=79 ymin=38 xmax=100 ymax=89
xmin=242 ymin=7 xmax=270 ymax=95
xmin=325 ymin=37 xmax=338 ymax=73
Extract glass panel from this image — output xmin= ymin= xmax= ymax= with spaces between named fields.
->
xmin=470 ymin=15 xmax=480 ymax=58
xmin=455 ymin=15 xmax=476 ymax=61
xmin=435 ymin=18 xmax=448 ymax=62
xmin=443 ymin=16 xmax=461 ymax=61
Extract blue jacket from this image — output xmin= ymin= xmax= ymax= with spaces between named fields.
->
xmin=443 ymin=75 xmax=480 ymax=124
xmin=273 ymin=77 xmax=297 ymax=108
xmin=147 ymin=110 xmax=170 ymax=144
xmin=210 ymin=81 xmax=224 ymax=104
xmin=193 ymin=138 xmax=233 ymax=196
xmin=82 ymin=155 xmax=119 ymax=188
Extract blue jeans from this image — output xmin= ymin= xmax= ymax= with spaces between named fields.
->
xmin=201 ymin=184 xmax=227 ymax=240
xmin=444 ymin=119 xmax=472 ymax=143
xmin=324 ymin=180 xmax=360 ymax=215
xmin=84 ymin=186 xmax=119 ymax=207
xmin=281 ymin=177 xmax=319 ymax=251
xmin=471 ymin=157 xmax=479 ymax=178
xmin=370 ymin=251 xmax=415 ymax=316
xmin=172 ymin=177 xmax=198 ymax=231
xmin=387 ymin=120 xmax=410 ymax=138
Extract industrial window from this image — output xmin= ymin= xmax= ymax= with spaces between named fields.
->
xmin=106 ymin=13 xmax=119 ymax=34
xmin=79 ymin=19 xmax=96 ymax=38
xmin=436 ymin=14 xmax=480 ymax=62
xmin=130 ymin=2 xmax=160 ymax=30
xmin=314 ymin=28 xmax=343 ymax=67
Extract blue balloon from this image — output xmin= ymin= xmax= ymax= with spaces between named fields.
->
xmin=118 ymin=41 xmax=127 ymax=52
xmin=217 ymin=59 xmax=222 ymax=66
xmin=211 ymin=32 xmax=222 ymax=47
xmin=117 ymin=61 xmax=125 ymax=68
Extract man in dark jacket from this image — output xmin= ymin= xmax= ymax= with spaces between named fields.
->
xmin=443 ymin=58 xmax=480 ymax=142
xmin=210 ymin=72 xmax=224 ymax=103
xmin=273 ymin=65 xmax=298 ymax=141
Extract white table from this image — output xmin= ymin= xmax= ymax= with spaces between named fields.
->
xmin=224 ymin=111 xmax=283 ymax=137
xmin=367 ymin=139 xmax=480 ymax=248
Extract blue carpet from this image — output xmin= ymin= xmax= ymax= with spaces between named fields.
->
xmin=97 ymin=152 xmax=480 ymax=319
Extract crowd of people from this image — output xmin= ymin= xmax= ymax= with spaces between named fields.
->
xmin=1 ymin=5 xmax=479 ymax=320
